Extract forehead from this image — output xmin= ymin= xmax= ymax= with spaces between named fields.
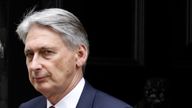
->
xmin=25 ymin=24 xmax=65 ymax=50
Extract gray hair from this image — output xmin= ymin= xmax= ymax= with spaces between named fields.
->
xmin=16 ymin=8 xmax=89 ymax=52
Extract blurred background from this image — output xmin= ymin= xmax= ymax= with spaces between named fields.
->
xmin=0 ymin=0 xmax=189 ymax=108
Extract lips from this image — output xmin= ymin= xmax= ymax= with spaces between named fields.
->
xmin=33 ymin=76 xmax=48 ymax=83
xmin=31 ymin=71 xmax=50 ymax=83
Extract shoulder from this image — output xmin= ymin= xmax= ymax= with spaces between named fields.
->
xmin=82 ymin=81 xmax=132 ymax=108
xmin=19 ymin=96 xmax=46 ymax=108
xmin=93 ymin=90 xmax=133 ymax=108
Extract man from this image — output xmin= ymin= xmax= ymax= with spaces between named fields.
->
xmin=16 ymin=8 xmax=132 ymax=108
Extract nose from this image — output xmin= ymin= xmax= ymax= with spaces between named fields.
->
xmin=29 ymin=54 xmax=42 ymax=71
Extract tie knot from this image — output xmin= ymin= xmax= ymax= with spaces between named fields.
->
xmin=49 ymin=106 xmax=55 ymax=108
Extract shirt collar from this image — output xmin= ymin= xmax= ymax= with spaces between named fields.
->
xmin=47 ymin=78 xmax=85 ymax=108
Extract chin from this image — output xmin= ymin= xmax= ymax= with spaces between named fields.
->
xmin=34 ymin=83 xmax=53 ymax=93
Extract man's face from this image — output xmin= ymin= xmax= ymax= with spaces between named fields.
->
xmin=24 ymin=24 xmax=83 ymax=97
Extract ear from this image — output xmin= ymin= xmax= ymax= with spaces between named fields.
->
xmin=75 ymin=44 xmax=88 ymax=68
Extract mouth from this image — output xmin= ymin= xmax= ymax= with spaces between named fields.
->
xmin=33 ymin=76 xmax=48 ymax=83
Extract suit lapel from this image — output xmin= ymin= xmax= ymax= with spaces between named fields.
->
xmin=36 ymin=96 xmax=47 ymax=108
xmin=76 ymin=81 xmax=96 ymax=108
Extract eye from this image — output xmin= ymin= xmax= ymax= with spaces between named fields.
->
xmin=44 ymin=50 xmax=53 ymax=55
xmin=41 ymin=48 xmax=55 ymax=58
xmin=25 ymin=50 xmax=34 ymax=61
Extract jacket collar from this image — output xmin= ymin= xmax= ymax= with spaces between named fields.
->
xmin=76 ymin=81 xmax=96 ymax=108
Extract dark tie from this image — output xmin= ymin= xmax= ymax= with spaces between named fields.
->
xmin=49 ymin=106 xmax=55 ymax=108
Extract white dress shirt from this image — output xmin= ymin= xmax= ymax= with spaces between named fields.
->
xmin=47 ymin=78 xmax=85 ymax=108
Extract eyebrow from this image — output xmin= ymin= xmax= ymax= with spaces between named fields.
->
xmin=24 ymin=46 xmax=55 ymax=53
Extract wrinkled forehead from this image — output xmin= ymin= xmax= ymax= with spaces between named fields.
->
xmin=25 ymin=24 xmax=66 ymax=49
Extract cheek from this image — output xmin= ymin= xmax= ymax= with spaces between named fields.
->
xmin=26 ymin=62 xmax=32 ymax=79
xmin=28 ymin=71 xmax=34 ymax=85
xmin=27 ymin=65 xmax=32 ymax=79
xmin=52 ymin=56 xmax=76 ymax=78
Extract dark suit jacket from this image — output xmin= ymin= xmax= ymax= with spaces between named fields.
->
xmin=19 ymin=81 xmax=132 ymax=108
